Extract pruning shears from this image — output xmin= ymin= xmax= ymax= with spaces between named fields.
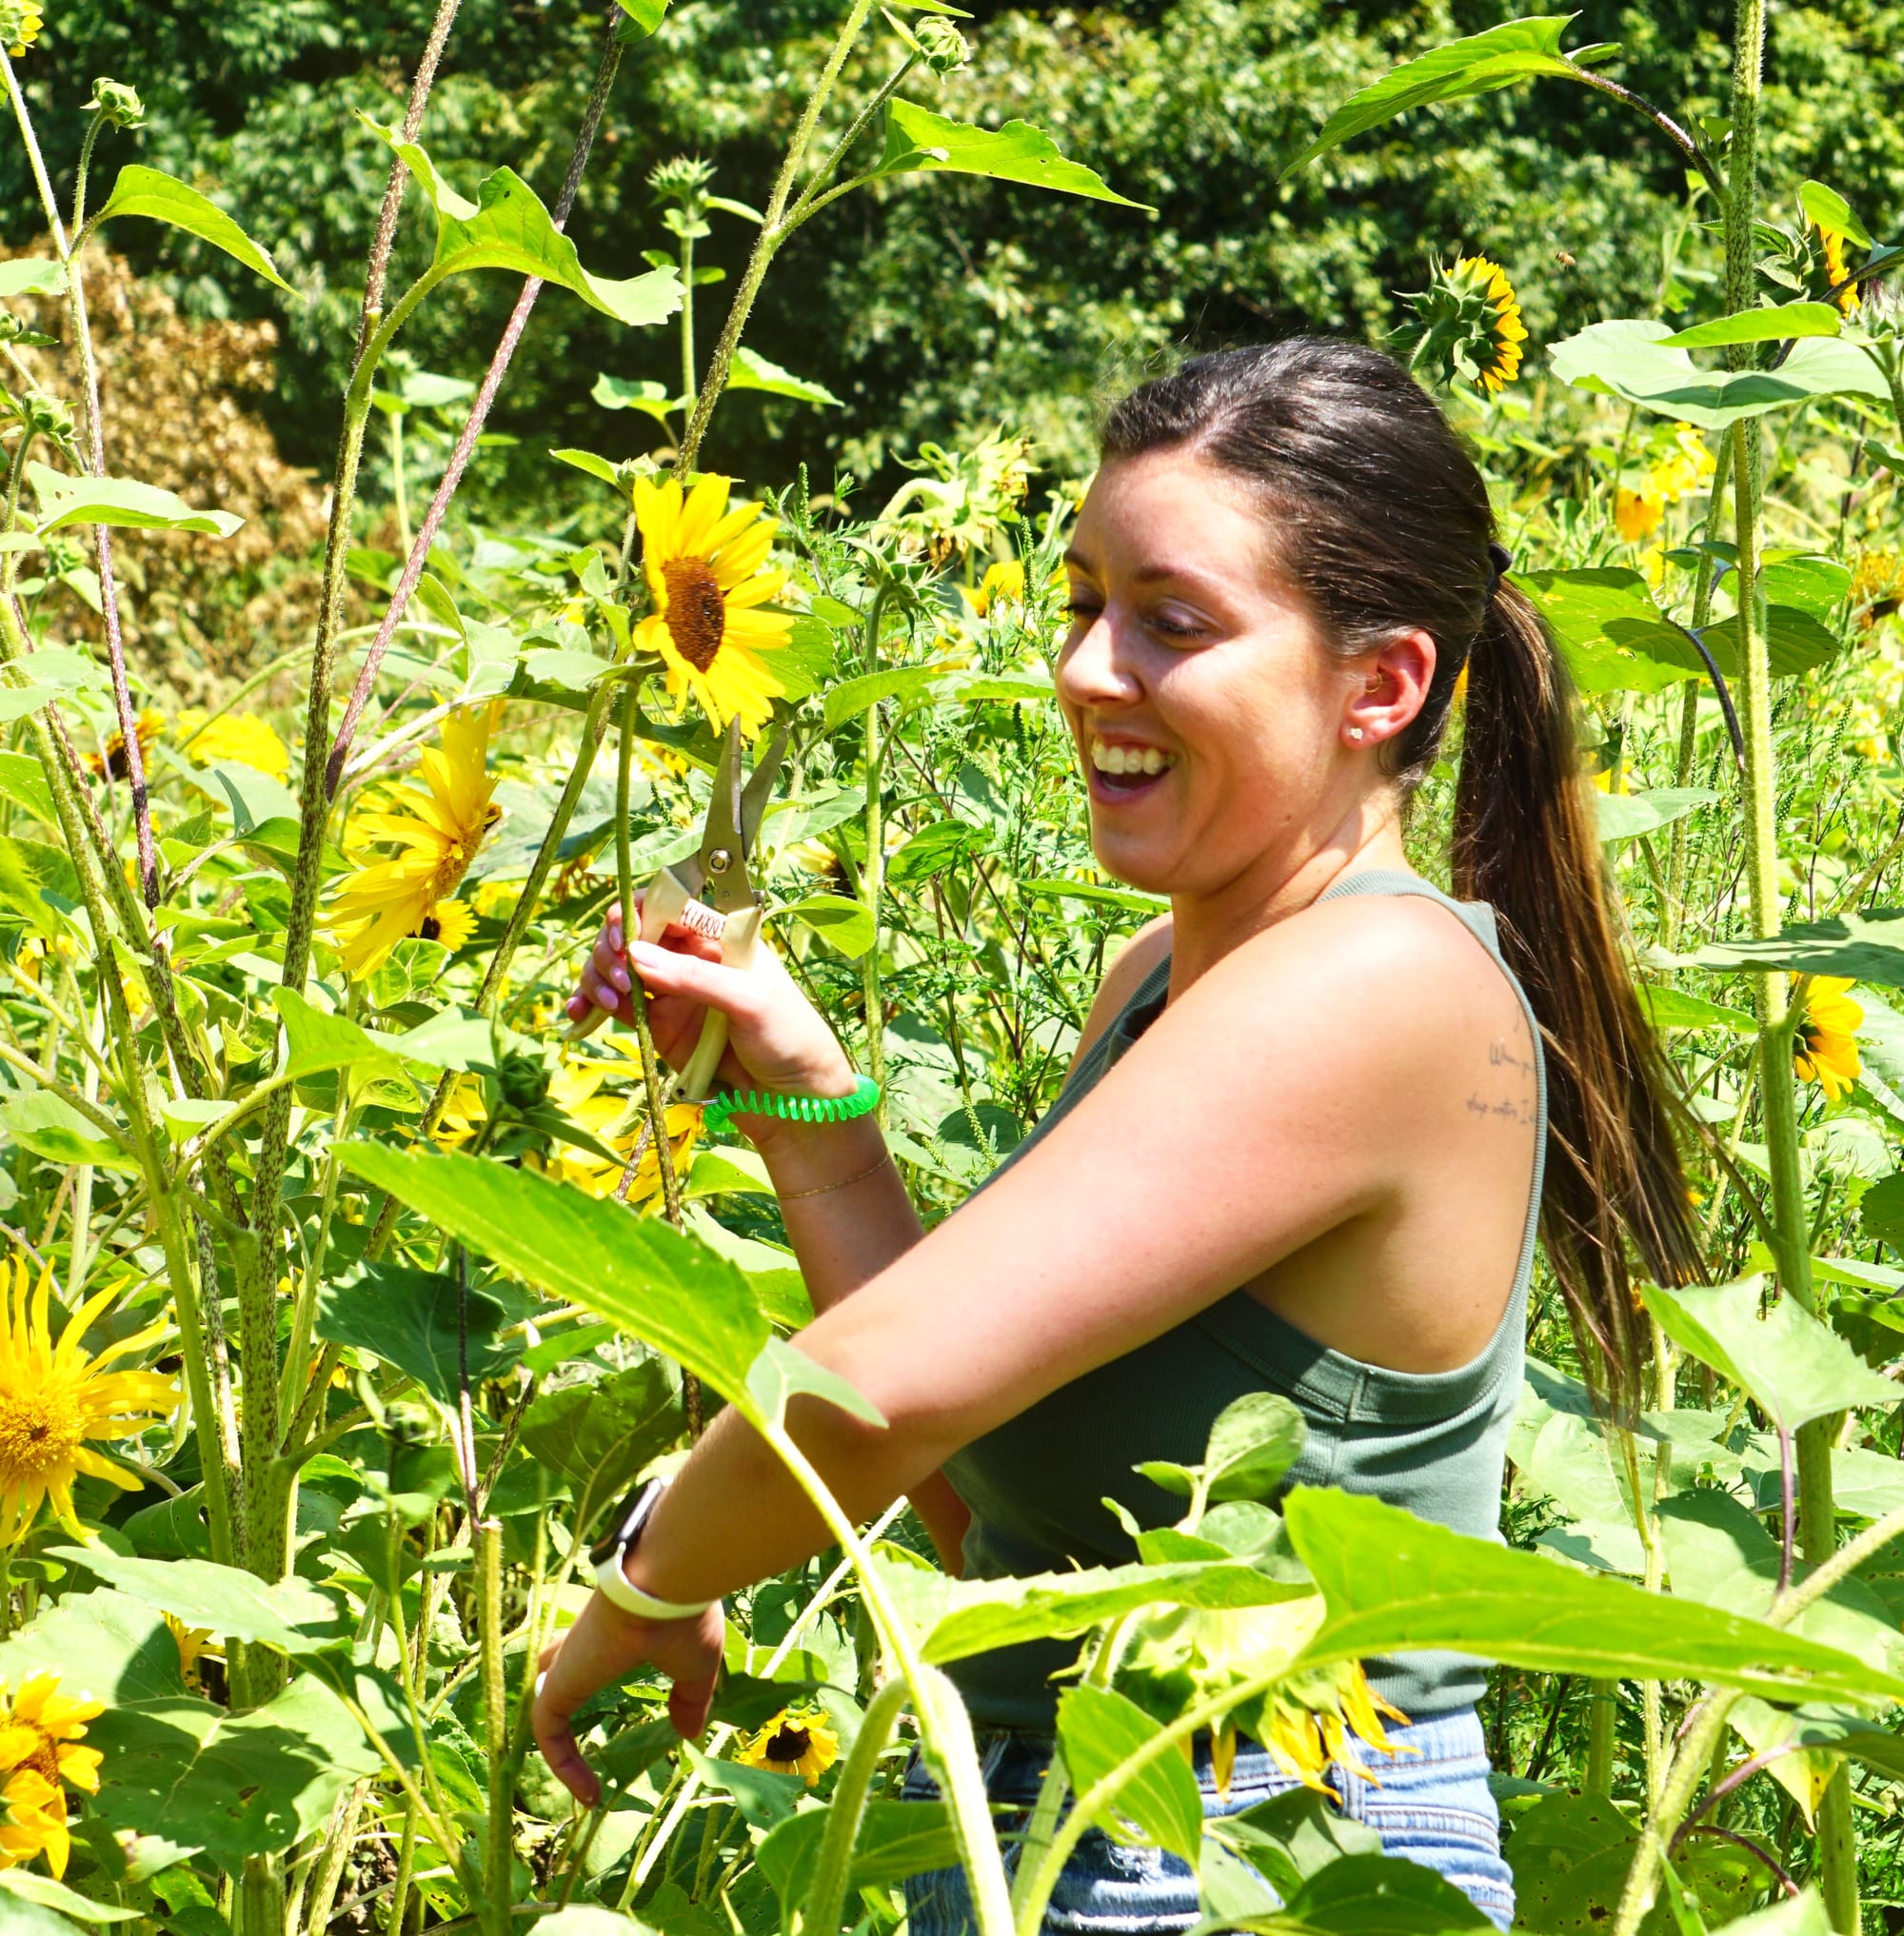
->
xmin=574 ymin=716 xmax=788 ymax=1101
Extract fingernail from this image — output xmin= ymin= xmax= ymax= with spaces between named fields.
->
xmin=629 ymin=940 xmax=664 ymax=967
xmin=609 ymin=964 xmax=631 ymax=993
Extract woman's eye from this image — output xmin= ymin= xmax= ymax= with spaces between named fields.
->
xmin=1147 ymin=611 xmax=1205 ymax=642
xmin=1063 ymin=597 xmax=1101 ymax=621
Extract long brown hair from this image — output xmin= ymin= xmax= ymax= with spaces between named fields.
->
xmin=1101 ymin=338 xmax=1702 ymax=1412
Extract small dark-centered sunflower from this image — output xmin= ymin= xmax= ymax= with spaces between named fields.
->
xmin=1401 ymin=253 xmax=1527 ymax=397
xmin=0 ymin=1671 xmax=104 ymax=1877
xmin=632 ymin=473 xmax=794 ymax=738
xmin=735 ymin=1706 xmax=839 ymax=1785
xmin=1793 ymin=977 xmax=1861 ymax=1102
xmin=87 ymin=708 xmax=162 ymax=783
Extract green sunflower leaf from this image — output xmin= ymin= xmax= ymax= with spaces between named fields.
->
xmin=1660 ymin=302 xmax=1842 ymax=347
xmin=725 ymin=346 xmax=843 ymax=407
xmin=875 ymin=99 xmax=1151 ymax=209
xmin=357 ymin=115 xmax=682 ymax=327
xmin=29 ymin=464 xmax=244 ymax=539
xmin=1798 ymin=181 xmax=1873 ymax=251
xmin=1057 ymin=1684 xmax=1203 ymax=1864
xmin=1548 ymin=319 xmax=1889 ymax=426
xmin=90 ymin=165 xmax=291 ymax=292
xmin=1282 ymin=16 xmax=1598 ymax=176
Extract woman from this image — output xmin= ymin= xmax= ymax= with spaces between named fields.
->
xmin=535 ymin=338 xmax=1701 ymax=1932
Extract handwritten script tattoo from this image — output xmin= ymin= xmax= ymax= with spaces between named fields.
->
xmin=1465 ymin=1034 xmax=1537 ymax=1127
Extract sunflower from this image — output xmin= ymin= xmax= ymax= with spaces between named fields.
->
xmin=1817 ymin=225 xmax=1861 ymax=316
xmin=0 ymin=1 xmax=43 ymax=59
xmin=1404 ymin=254 xmax=1527 ymax=396
xmin=533 ymin=1053 xmax=702 ymax=1203
xmin=174 ymin=709 xmax=290 ymax=780
xmin=631 ymin=473 xmax=794 ymax=737
xmin=87 ymin=707 xmax=162 ymax=782
xmin=0 ymin=1257 xmax=177 ymax=1547
xmin=1794 ymin=976 xmax=1861 ymax=1101
xmin=1615 ymin=487 xmax=1662 ymax=543
xmin=967 ymin=559 xmax=1025 ymax=618
xmin=736 ymin=1706 xmax=838 ymax=1785
xmin=327 ymin=702 xmax=504 ymax=977
xmin=415 ymin=899 xmax=476 ymax=953
xmin=0 ymin=1673 xmax=104 ymax=1878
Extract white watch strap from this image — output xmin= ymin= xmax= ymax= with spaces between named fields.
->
xmin=593 ymin=1550 xmax=715 ymax=1623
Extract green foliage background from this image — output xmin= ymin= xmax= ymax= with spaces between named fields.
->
xmin=9 ymin=0 xmax=1902 ymax=517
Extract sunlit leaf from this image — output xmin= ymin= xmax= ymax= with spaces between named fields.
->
xmin=745 ymin=1334 xmax=885 ymax=1429
xmin=334 ymin=1144 xmax=768 ymax=1404
xmin=1282 ymin=17 xmax=1603 ymax=175
xmin=1659 ymin=302 xmax=1841 ymax=347
xmin=1798 ymin=181 xmax=1873 ymax=250
xmin=92 ymin=165 xmax=291 ymax=291
xmin=29 ymin=464 xmax=243 ymax=539
xmin=877 ymin=98 xmax=1150 ymax=208
xmin=360 ymin=117 xmax=682 ymax=326
xmin=726 ymin=346 xmax=842 ymax=407
xmin=591 ymin=374 xmax=678 ymax=424
xmin=0 ymin=1871 xmax=140 ymax=1923
xmin=1549 ymin=319 xmax=1888 ymax=427
xmin=756 ymin=1801 xmax=959 ymax=1908
xmin=1637 ymin=986 xmax=1757 ymax=1035
xmin=520 ymin=1357 xmax=680 ymax=1503
xmin=780 ymin=894 xmax=877 ymax=959
xmin=1593 ymin=788 xmax=1716 ymax=843
xmin=1638 ymin=1277 xmax=1902 ymax=1432
xmin=1057 ymin=1683 xmax=1203 ymax=1862
xmin=1284 ymin=1488 xmax=1904 ymax=1703
xmin=0 ymin=259 xmax=65 ymax=299
xmin=1693 ymin=908 xmax=1904 ymax=983
xmin=48 ymin=1549 xmax=348 ymax=1654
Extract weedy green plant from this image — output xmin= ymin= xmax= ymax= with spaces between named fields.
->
xmin=0 ymin=4 xmax=1899 ymax=1936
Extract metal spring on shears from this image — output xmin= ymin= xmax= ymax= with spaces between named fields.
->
xmin=676 ymin=899 xmax=727 ymax=940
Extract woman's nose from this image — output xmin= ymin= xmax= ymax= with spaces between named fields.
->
xmin=1057 ymin=610 xmax=1143 ymax=708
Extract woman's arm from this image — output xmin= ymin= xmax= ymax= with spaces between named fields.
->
xmin=534 ymin=895 xmax=1498 ymax=1797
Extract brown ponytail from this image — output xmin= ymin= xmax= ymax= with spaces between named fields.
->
xmin=1455 ymin=583 xmax=1704 ymax=1413
xmin=1101 ymin=338 xmax=1702 ymax=1415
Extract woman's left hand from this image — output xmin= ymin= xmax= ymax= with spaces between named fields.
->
xmin=533 ymin=1595 xmax=726 ymax=1807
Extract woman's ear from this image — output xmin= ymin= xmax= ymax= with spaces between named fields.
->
xmin=1341 ymin=628 xmax=1437 ymax=749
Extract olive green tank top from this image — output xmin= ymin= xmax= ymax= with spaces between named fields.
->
xmin=941 ymin=869 xmax=1547 ymax=1729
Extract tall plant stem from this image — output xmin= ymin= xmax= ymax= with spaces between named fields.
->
xmin=1719 ymin=0 xmax=1854 ymax=1922
xmin=0 ymin=58 xmax=157 ymax=905
xmin=801 ymin=1676 xmax=908 ymax=1936
xmin=478 ymin=1517 xmax=512 ymax=1936
xmin=859 ymin=600 xmax=890 ymax=1118
xmin=673 ymin=0 xmax=878 ymax=472
xmin=325 ymin=4 xmax=626 ymax=796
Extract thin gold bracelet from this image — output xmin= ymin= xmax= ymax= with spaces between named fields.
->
xmin=778 ymin=1149 xmax=893 ymax=1202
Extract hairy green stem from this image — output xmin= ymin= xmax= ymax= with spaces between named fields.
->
xmin=479 ymin=1518 xmax=512 ymax=1936
xmin=802 ymin=1677 xmax=909 ymax=1936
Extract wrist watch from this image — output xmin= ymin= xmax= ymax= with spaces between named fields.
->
xmin=588 ymin=1477 xmax=717 ymax=1622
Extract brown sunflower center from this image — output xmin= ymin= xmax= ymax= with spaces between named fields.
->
xmin=18 ymin=1727 xmax=60 ymax=1788
xmin=416 ymin=914 xmax=443 ymax=941
xmin=1799 ymin=1024 xmax=1823 ymax=1053
xmin=663 ymin=558 xmax=727 ymax=672
xmin=764 ymin=1725 xmax=810 ymax=1762
xmin=0 ymin=1387 xmax=84 ymax=1483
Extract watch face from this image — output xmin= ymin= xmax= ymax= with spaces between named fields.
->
xmin=588 ymin=1477 xmax=660 ymax=1568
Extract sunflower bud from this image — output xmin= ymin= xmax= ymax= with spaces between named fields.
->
xmin=496 ymin=1048 xmax=552 ymax=1114
xmin=84 ymin=77 xmax=143 ymax=128
xmin=915 ymin=16 xmax=971 ymax=72
xmin=0 ymin=313 xmax=57 ymax=349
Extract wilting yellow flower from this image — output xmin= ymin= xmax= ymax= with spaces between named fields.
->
xmin=0 ymin=1673 xmax=103 ymax=1878
xmin=164 ymin=1613 xmax=219 ymax=1692
xmin=174 ymin=709 xmax=290 ymax=780
xmin=1852 ymin=549 xmax=1903 ymax=630
xmin=1794 ymin=977 xmax=1861 ymax=1101
xmin=432 ymin=1073 xmax=487 ymax=1151
xmin=0 ymin=1 xmax=44 ymax=60
xmin=736 ymin=1707 xmax=838 ymax=1785
xmin=631 ymin=473 xmax=794 ymax=737
xmin=87 ymin=707 xmax=161 ymax=782
xmin=1817 ymin=225 xmax=1861 ymax=315
xmin=1259 ymin=1663 xmax=1410 ymax=1798
xmin=327 ymin=702 xmax=504 ymax=977
xmin=0 ymin=1258 xmax=176 ymax=1547
xmin=470 ymin=879 xmax=520 ymax=920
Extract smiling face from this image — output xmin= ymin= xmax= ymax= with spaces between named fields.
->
xmin=1058 ymin=446 xmax=1431 ymax=907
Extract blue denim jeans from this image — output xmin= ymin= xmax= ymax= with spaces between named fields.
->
xmin=901 ymin=1708 xmax=1515 ymax=1934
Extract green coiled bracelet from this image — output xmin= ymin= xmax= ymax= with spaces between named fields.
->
xmin=704 ymin=1076 xmax=881 ymax=1136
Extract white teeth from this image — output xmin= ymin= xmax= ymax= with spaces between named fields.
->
xmin=1088 ymin=738 xmax=1175 ymax=778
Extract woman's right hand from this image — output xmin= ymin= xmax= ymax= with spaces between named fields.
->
xmin=565 ymin=897 xmax=859 ymax=1110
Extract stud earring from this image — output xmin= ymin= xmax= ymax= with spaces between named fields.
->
xmin=1347 ymin=725 xmax=1365 ymax=741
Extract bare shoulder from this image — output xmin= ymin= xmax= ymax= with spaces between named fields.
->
xmin=1070 ymin=913 xmax=1174 ymax=1073
xmin=1191 ymin=887 xmax=1531 ymax=1097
